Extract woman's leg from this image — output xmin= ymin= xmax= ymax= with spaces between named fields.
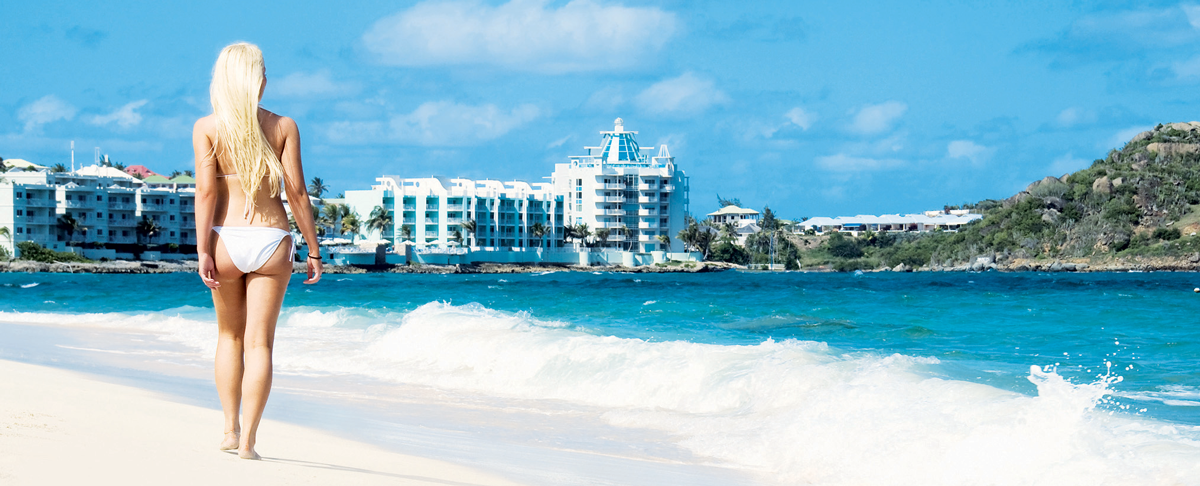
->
xmin=211 ymin=235 xmax=247 ymax=450
xmin=237 ymin=236 xmax=294 ymax=459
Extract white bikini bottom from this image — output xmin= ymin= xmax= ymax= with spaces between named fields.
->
xmin=212 ymin=226 xmax=294 ymax=274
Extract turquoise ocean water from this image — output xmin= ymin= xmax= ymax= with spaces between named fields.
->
xmin=2 ymin=270 xmax=1200 ymax=484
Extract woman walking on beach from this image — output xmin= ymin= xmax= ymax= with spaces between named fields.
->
xmin=193 ymin=42 xmax=322 ymax=460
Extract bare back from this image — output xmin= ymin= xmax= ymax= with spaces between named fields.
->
xmin=193 ymin=108 xmax=296 ymax=231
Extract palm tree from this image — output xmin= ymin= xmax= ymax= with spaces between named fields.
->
xmin=341 ymin=212 xmax=361 ymax=240
xmin=184 ymin=169 xmax=194 ymax=177
xmin=135 ymin=215 xmax=161 ymax=245
xmin=169 ymin=170 xmax=182 ymax=178
xmin=57 ymin=214 xmax=82 ymax=244
xmin=461 ymin=218 xmax=478 ymax=247
xmin=399 ymin=225 xmax=412 ymax=242
xmin=321 ymin=203 xmax=350 ymax=236
xmin=51 ymin=163 xmax=68 ymax=173
xmin=451 ymin=229 xmax=463 ymax=245
xmin=308 ymin=177 xmax=328 ymax=199
xmin=529 ymin=222 xmax=546 ymax=248
xmin=366 ymin=205 xmax=393 ymax=240
xmin=595 ymin=228 xmax=610 ymax=247
xmin=575 ymin=223 xmax=591 ymax=246
xmin=0 ymin=226 xmax=10 ymax=260
xmin=657 ymin=234 xmax=671 ymax=251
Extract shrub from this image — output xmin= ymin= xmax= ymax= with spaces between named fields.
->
xmin=1152 ymin=227 xmax=1182 ymax=241
xmin=709 ymin=242 xmax=749 ymax=264
xmin=825 ymin=233 xmax=863 ymax=258
xmin=15 ymin=241 xmax=90 ymax=263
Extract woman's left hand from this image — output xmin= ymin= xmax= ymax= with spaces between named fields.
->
xmin=304 ymin=257 xmax=323 ymax=284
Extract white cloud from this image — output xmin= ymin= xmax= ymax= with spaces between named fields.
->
xmin=785 ymin=107 xmax=815 ymax=130
xmin=326 ymin=101 xmax=540 ymax=146
xmin=1184 ymin=4 xmax=1200 ymax=29
xmin=849 ymin=101 xmax=906 ymax=134
xmin=362 ymin=0 xmax=677 ymax=73
xmin=635 ymin=73 xmax=729 ymax=116
xmin=1055 ymin=107 xmax=1096 ymax=127
xmin=814 ymin=153 xmax=903 ymax=172
xmin=18 ymin=95 xmax=77 ymax=132
xmin=89 ymin=100 xmax=148 ymax=129
xmin=1107 ymin=125 xmax=1154 ymax=149
xmin=1172 ymin=55 xmax=1200 ymax=80
xmin=1048 ymin=153 xmax=1089 ymax=175
xmin=546 ymin=136 xmax=570 ymax=149
xmin=273 ymin=70 xmax=358 ymax=98
xmin=946 ymin=140 xmax=993 ymax=164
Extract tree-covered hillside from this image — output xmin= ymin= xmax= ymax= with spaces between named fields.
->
xmin=793 ymin=122 xmax=1200 ymax=270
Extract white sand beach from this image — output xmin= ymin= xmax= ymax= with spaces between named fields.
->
xmin=0 ymin=359 xmax=527 ymax=486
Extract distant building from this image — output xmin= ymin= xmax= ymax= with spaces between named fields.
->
xmin=551 ymin=118 xmax=689 ymax=252
xmin=0 ymin=164 xmax=196 ymax=257
xmin=799 ymin=212 xmax=982 ymax=235
xmin=707 ymin=205 xmax=760 ymax=227
xmin=344 ymin=176 xmax=564 ymax=249
xmin=124 ymin=165 xmax=158 ymax=179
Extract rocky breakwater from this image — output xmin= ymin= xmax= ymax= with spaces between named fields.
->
xmin=1 ymin=260 xmax=200 ymax=274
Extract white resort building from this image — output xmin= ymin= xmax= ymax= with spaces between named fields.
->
xmin=551 ymin=118 xmax=689 ymax=252
xmin=1 ymin=162 xmax=197 ymax=258
xmin=344 ymin=176 xmax=565 ymax=250
xmin=799 ymin=210 xmax=982 ymax=235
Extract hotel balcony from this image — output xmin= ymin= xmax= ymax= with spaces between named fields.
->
xmin=446 ymin=204 xmax=468 ymax=212
xmin=446 ymin=217 xmax=464 ymax=224
xmin=661 ymin=185 xmax=675 ymax=192
xmin=608 ymin=234 xmax=627 ymax=242
xmin=21 ymin=216 xmax=53 ymax=225
xmin=19 ymin=235 xmax=54 ymax=244
xmin=24 ymin=199 xmax=56 ymax=208
xmin=600 ymin=183 xmax=625 ymax=190
xmin=401 ymin=218 xmax=416 ymax=224
xmin=108 ymin=202 xmax=137 ymax=211
xmin=638 ymin=234 xmax=653 ymax=242
xmin=140 ymin=204 xmax=167 ymax=212
xmin=109 ymin=219 xmax=136 ymax=227
xmin=108 ymin=236 xmax=136 ymax=244
xmin=597 ymin=222 xmax=624 ymax=228
xmin=424 ymin=218 xmax=438 ymax=224
xmin=63 ymin=200 xmax=93 ymax=208
xmin=638 ymin=209 xmax=656 ymax=216
xmin=424 ymin=231 xmax=439 ymax=238
xmin=639 ymin=221 xmax=659 ymax=229
xmin=602 ymin=209 xmax=625 ymax=216
xmin=601 ymin=196 xmax=624 ymax=203
xmin=402 ymin=205 xmax=416 ymax=211
xmin=637 ymin=196 xmax=657 ymax=204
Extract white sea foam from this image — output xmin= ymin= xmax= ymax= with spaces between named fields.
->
xmin=20 ymin=282 xmax=39 ymax=289
xmin=4 ymin=303 xmax=1199 ymax=484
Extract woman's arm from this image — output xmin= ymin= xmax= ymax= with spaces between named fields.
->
xmin=193 ymin=117 xmax=220 ymax=288
xmin=278 ymin=116 xmax=323 ymax=284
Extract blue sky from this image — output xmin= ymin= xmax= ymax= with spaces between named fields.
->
xmin=3 ymin=0 xmax=1199 ymax=218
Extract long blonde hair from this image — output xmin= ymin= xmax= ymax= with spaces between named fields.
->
xmin=209 ymin=42 xmax=283 ymax=216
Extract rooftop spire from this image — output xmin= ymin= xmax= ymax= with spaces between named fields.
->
xmin=614 ymin=117 xmax=624 ymax=132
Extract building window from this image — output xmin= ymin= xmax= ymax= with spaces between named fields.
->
xmin=16 ymin=210 xmax=22 ymax=216
xmin=182 ymin=232 xmax=189 ymax=239
xmin=16 ymin=227 xmax=23 ymax=234
xmin=97 ymin=212 xmax=102 ymax=218
xmin=169 ymin=215 xmax=175 ymax=221
xmin=170 ymin=231 xmax=176 ymax=237
xmin=170 ymin=199 xmax=175 ymax=205
xmin=141 ymin=198 xmax=146 ymax=203
xmin=66 ymin=194 xmax=72 ymax=201
xmin=124 ymin=197 xmax=130 ymax=203
xmin=96 ymin=195 xmax=103 ymax=201
xmin=122 ymin=231 xmax=129 ymax=237
xmin=15 ymin=192 xmax=22 ymax=198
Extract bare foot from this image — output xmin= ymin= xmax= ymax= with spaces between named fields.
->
xmin=219 ymin=430 xmax=240 ymax=451
xmin=238 ymin=445 xmax=261 ymax=460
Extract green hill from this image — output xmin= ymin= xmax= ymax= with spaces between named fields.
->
xmin=797 ymin=122 xmax=1200 ymax=271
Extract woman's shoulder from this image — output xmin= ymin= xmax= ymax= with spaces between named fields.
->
xmin=193 ymin=114 xmax=217 ymax=130
xmin=258 ymin=108 xmax=298 ymax=133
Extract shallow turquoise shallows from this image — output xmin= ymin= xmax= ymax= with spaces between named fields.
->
xmin=3 ymin=270 xmax=1199 ymax=484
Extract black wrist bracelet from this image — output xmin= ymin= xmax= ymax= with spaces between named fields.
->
xmin=307 ymin=254 xmax=322 ymax=261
